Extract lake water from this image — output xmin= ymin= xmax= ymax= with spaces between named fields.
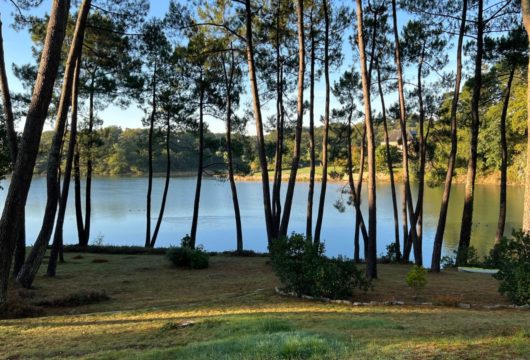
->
xmin=0 ymin=176 xmax=523 ymax=266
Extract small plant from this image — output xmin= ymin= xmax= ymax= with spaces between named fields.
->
xmin=92 ymin=233 xmax=105 ymax=247
xmin=380 ymin=243 xmax=401 ymax=263
xmin=166 ymin=236 xmax=209 ymax=269
xmin=491 ymin=231 xmax=529 ymax=305
xmin=440 ymin=254 xmax=456 ymax=269
xmin=406 ymin=265 xmax=427 ymax=299
xmin=269 ymin=233 xmax=370 ymax=300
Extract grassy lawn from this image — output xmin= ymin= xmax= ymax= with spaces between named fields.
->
xmin=1 ymin=253 xmax=528 ymax=359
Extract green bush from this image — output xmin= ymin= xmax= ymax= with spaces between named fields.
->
xmin=189 ymin=249 xmax=210 ymax=269
xmin=491 ymin=231 xmax=530 ymax=305
xmin=380 ymin=243 xmax=401 ymax=263
xmin=406 ymin=266 xmax=427 ymax=299
xmin=269 ymin=233 xmax=370 ymax=300
xmin=166 ymin=236 xmax=209 ymax=269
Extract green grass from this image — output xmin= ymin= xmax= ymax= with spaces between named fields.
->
xmin=1 ymin=253 xmax=529 ymax=359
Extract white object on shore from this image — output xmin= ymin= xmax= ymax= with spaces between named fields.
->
xmin=458 ymin=267 xmax=499 ymax=274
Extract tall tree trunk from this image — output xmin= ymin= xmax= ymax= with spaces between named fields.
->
xmin=314 ymin=0 xmax=330 ymax=245
xmin=391 ymin=0 xmax=417 ymax=263
xmin=523 ymin=0 xmax=530 ymax=233
xmin=190 ymin=85 xmax=204 ymax=249
xmin=279 ymin=0 xmax=305 ymax=237
xmin=354 ymin=126 xmax=366 ymax=262
xmin=355 ymin=0 xmax=377 ymax=279
xmin=413 ymin=49 xmax=426 ymax=266
xmin=431 ymin=0 xmax=467 ymax=272
xmin=223 ymin=49 xmax=243 ymax=252
xmin=150 ymin=112 xmax=171 ymax=248
xmin=0 ymin=18 xmax=26 ymax=278
xmin=0 ymin=0 xmax=71 ymax=295
xmin=495 ymin=66 xmax=515 ymax=245
xmin=244 ymin=0 xmax=274 ymax=243
xmin=74 ymin=141 xmax=86 ymax=246
xmin=84 ymin=74 xmax=95 ymax=245
xmin=376 ymin=59 xmax=400 ymax=262
xmin=457 ymin=0 xmax=483 ymax=265
xmin=306 ymin=10 xmax=316 ymax=241
xmin=346 ymin=115 xmax=369 ymax=261
xmin=272 ymin=0 xmax=283 ymax=233
xmin=48 ymin=55 xmax=83 ymax=276
xmin=145 ymin=63 xmax=156 ymax=248
xmin=16 ymin=0 xmax=91 ymax=289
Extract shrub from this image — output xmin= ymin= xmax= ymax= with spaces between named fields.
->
xmin=269 ymin=233 xmax=370 ymax=300
xmin=380 ymin=243 xmax=401 ymax=263
xmin=189 ymin=249 xmax=210 ymax=269
xmin=406 ymin=266 xmax=427 ymax=299
xmin=166 ymin=236 xmax=210 ymax=269
xmin=491 ymin=231 xmax=530 ymax=305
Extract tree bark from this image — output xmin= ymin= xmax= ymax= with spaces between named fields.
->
xmin=84 ymin=73 xmax=95 ymax=245
xmin=495 ymin=66 xmax=515 ymax=245
xmin=355 ymin=0 xmax=377 ymax=279
xmin=279 ymin=0 xmax=305 ymax=237
xmin=457 ymin=0 xmax=483 ymax=265
xmin=376 ymin=59 xmax=400 ymax=262
xmin=0 ymin=18 xmax=26 ymax=278
xmin=346 ymin=114 xmax=369 ymax=260
xmin=150 ymin=112 xmax=171 ymax=248
xmin=354 ymin=126 xmax=366 ymax=262
xmin=391 ymin=0 xmax=417 ymax=263
xmin=314 ymin=0 xmax=330 ymax=245
xmin=431 ymin=0 xmax=467 ymax=272
xmin=48 ymin=55 xmax=83 ymax=276
xmin=272 ymin=0 xmax=283 ymax=233
xmin=16 ymin=0 xmax=91 ymax=289
xmin=521 ymin=0 xmax=530 ymax=232
xmin=190 ymin=83 xmax=204 ymax=249
xmin=145 ymin=63 xmax=156 ymax=248
xmin=244 ymin=0 xmax=274 ymax=243
xmin=74 ymin=141 xmax=86 ymax=246
xmin=306 ymin=9 xmax=316 ymax=241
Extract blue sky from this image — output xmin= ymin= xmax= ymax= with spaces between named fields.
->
xmin=0 ymin=0 xmax=452 ymax=135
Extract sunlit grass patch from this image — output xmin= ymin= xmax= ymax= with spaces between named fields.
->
xmin=133 ymin=331 xmax=347 ymax=360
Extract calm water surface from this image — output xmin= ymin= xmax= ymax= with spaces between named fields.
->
xmin=0 ymin=176 xmax=523 ymax=266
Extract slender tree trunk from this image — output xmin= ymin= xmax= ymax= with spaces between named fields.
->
xmin=48 ymin=55 xmax=83 ymax=276
xmin=84 ymin=74 xmax=95 ymax=245
xmin=495 ymin=66 xmax=515 ymax=244
xmin=272 ymin=1 xmax=283 ymax=232
xmin=346 ymin=115 xmax=369 ymax=261
xmin=314 ymin=0 xmax=330 ymax=245
xmin=15 ymin=0 xmax=90 ymax=289
xmin=145 ymin=63 xmax=156 ymax=248
xmin=222 ymin=50 xmax=243 ymax=252
xmin=458 ymin=0 xmax=483 ymax=265
xmin=244 ymin=0 xmax=274 ymax=243
xmin=0 ymin=18 xmax=26 ymax=278
xmin=431 ymin=0 xmax=467 ymax=272
xmin=190 ymin=85 xmax=204 ymax=249
xmin=355 ymin=0 xmax=377 ymax=279
xmin=354 ymin=126 xmax=366 ymax=262
xmin=0 ymin=0 xmax=70 ymax=306
xmin=74 ymin=141 xmax=86 ymax=246
xmin=523 ymin=0 xmax=530 ymax=233
xmin=150 ymin=112 xmax=171 ymax=248
xmin=279 ymin=0 xmax=305 ymax=237
xmin=391 ymin=0 xmax=417 ymax=263
xmin=413 ymin=50 xmax=426 ymax=266
xmin=306 ymin=11 xmax=316 ymax=241
xmin=376 ymin=59 xmax=400 ymax=261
